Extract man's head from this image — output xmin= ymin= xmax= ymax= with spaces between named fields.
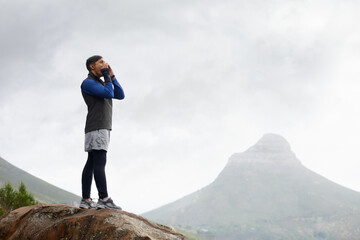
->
xmin=86 ymin=55 xmax=108 ymax=77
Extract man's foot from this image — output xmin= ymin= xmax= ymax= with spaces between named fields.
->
xmin=97 ymin=197 xmax=122 ymax=210
xmin=79 ymin=198 xmax=97 ymax=209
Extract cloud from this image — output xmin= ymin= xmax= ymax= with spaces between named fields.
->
xmin=1 ymin=0 xmax=360 ymax=213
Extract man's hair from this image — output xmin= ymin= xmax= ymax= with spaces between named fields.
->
xmin=86 ymin=55 xmax=102 ymax=71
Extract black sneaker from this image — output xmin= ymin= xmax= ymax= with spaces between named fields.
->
xmin=79 ymin=199 xmax=97 ymax=209
xmin=97 ymin=197 xmax=122 ymax=210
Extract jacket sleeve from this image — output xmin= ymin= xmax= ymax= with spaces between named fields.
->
xmin=81 ymin=79 xmax=114 ymax=99
xmin=112 ymin=78 xmax=125 ymax=100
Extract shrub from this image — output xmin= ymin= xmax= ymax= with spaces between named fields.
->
xmin=0 ymin=182 xmax=38 ymax=214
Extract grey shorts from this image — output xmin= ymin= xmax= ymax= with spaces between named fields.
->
xmin=84 ymin=129 xmax=110 ymax=152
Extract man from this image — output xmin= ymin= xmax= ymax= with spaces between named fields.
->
xmin=79 ymin=55 xmax=125 ymax=210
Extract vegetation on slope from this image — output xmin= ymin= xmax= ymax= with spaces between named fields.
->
xmin=0 ymin=182 xmax=38 ymax=216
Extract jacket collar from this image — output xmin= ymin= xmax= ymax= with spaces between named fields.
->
xmin=88 ymin=72 xmax=104 ymax=85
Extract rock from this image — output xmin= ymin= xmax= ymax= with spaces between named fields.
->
xmin=0 ymin=204 xmax=186 ymax=240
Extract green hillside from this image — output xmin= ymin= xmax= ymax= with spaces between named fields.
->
xmin=0 ymin=156 xmax=80 ymax=205
xmin=143 ymin=134 xmax=360 ymax=239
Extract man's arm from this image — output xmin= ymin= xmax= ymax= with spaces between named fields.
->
xmin=108 ymin=65 xmax=125 ymax=100
xmin=81 ymin=79 xmax=114 ymax=99
xmin=81 ymin=68 xmax=116 ymax=99
xmin=112 ymin=78 xmax=125 ymax=100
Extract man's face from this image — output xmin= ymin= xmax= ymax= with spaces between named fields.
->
xmin=90 ymin=58 xmax=108 ymax=77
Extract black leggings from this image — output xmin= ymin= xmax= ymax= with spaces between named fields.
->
xmin=81 ymin=150 xmax=108 ymax=199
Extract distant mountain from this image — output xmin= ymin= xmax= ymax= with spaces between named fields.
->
xmin=0 ymin=156 xmax=80 ymax=205
xmin=144 ymin=133 xmax=360 ymax=239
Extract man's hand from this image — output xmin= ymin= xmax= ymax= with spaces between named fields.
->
xmin=108 ymin=64 xmax=115 ymax=78
xmin=100 ymin=64 xmax=112 ymax=83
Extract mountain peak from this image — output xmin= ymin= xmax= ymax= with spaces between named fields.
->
xmin=251 ymin=133 xmax=291 ymax=152
xmin=228 ymin=133 xmax=301 ymax=166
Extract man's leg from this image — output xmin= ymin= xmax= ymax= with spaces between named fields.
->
xmin=92 ymin=150 xmax=108 ymax=199
xmin=81 ymin=152 xmax=94 ymax=199
xmin=92 ymin=149 xmax=121 ymax=210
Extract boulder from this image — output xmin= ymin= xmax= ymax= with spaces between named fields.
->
xmin=0 ymin=204 xmax=186 ymax=240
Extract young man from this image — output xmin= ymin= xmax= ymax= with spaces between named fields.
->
xmin=79 ymin=55 xmax=125 ymax=210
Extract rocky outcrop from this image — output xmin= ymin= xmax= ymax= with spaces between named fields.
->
xmin=0 ymin=204 xmax=186 ymax=240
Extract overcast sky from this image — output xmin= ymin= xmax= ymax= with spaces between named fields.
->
xmin=1 ymin=0 xmax=360 ymax=214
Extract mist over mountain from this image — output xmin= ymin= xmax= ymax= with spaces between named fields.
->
xmin=144 ymin=133 xmax=360 ymax=239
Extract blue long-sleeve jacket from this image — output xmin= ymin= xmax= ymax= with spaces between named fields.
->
xmin=81 ymin=76 xmax=125 ymax=99
xmin=81 ymin=71 xmax=125 ymax=133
